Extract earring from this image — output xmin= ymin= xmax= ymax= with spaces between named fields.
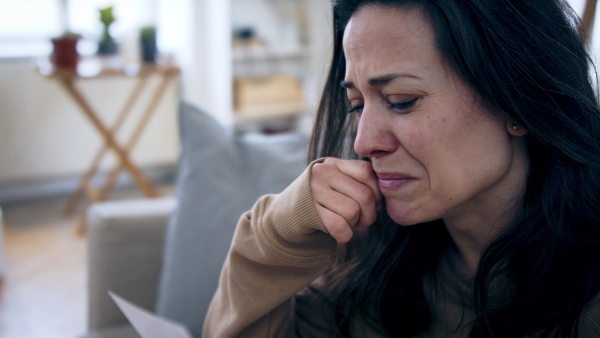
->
xmin=512 ymin=125 xmax=520 ymax=131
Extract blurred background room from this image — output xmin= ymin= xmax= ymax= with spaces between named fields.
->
xmin=0 ymin=0 xmax=595 ymax=337
xmin=0 ymin=0 xmax=331 ymax=337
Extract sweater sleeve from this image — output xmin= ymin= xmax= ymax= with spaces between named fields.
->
xmin=579 ymin=292 xmax=600 ymax=336
xmin=203 ymin=160 xmax=339 ymax=337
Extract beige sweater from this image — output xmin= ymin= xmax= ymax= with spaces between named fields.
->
xmin=203 ymin=163 xmax=600 ymax=337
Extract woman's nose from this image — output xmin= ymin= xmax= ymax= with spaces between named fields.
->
xmin=353 ymin=108 xmax=398 ymax=158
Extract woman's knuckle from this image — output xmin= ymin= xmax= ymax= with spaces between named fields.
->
xmin=327 ymin=218 xmax=346 ymax=235
xmin=311 ymin=162 xmax=325 ymax=175
xmin=351 ymin=185 xmax=372 ymax=204
xmin=357 ymin=160 xmax=373 ymax=173
xmin=322 ymin=157 xmax=336 ymax=166
xmin=356 ymin=169 xmax=370 ymax=182
xmin=365 ymin=211 xmax=377 ymax=225
xmin=359 ymin=188 xmax=375 ymax=204
xmin=347 ymin=200 xmax=361 ymax=218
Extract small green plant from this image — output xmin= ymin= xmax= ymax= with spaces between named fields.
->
xmin=140 ymin=25 xmax=157 ymax=39
xmin=98 ymin=6 xmax=118 ymax=55
xmin=99 ymin=7 xmax=115 ymax=26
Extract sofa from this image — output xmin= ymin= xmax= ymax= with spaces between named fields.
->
xmin=83 ymin=102 xmax=309 ymax=338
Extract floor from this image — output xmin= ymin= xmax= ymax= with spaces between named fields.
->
xmin=0 ymin=184 xmax=173 ymax=338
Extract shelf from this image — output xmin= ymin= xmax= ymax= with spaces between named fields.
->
xmin=230 ymin=0 xmax=317 ymax=132
xmin=234 ymin=101 xmax=306 ymax=121
xmin=35 ymin=57 xmax=180 ymax=79
xmin=232 ymin=48 xmax=310 ymax=63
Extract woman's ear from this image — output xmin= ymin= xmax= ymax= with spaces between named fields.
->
xmin=507 ymin=122 xmax=528 ymax=136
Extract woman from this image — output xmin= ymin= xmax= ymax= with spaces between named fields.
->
xmin=204 ymin=0 xmax=600 ymax=336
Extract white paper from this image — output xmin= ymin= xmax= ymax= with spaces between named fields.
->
xmin=109 ymin=291 xmax=193 ymax=338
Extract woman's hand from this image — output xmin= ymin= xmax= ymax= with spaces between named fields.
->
xmin=311 ymin=158 xmax=383 ymax=243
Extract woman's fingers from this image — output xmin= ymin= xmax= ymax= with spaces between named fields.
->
xmin=331 ymin=158 xmax=383 ymax=216
xmin=311 ymin=158 xmax=383 ymax=243
xmin=321 ymin=158 xmax=384 ymax=226
xmin=312 ymin=167 xmax=377 ymax=230
xmin=316 ymin=205 xmax=354 ymax=243
xmin=312 ymin=182 xmax=361 ymax=238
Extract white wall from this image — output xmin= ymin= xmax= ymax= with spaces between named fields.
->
xmin=157 ymin=0 xmax=233 ymax=128
xmin=0 ymin=60 xmax=179 ymax=184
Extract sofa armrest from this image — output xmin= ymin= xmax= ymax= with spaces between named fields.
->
xmin=87 ymin=197 xmax=176 ymax=332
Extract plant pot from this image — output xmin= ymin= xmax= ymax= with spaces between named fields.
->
xmin=140 ymin=25 xmax=157 ymax=64
xmin=98 ymin=37 xmax=119 ymax=55
xmin=140 ymin=37 xmax=157 ymax=63
xmin=51 ymin=37 xmax=80 ymax=70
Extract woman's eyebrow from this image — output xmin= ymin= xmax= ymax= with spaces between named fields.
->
xmin=340 ymin=73 xmax=422 ymax=89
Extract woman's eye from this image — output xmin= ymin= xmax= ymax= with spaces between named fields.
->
xmin=389 ymin=98 xmax=418 ymax=111
xmin=347 ymin=98 xmax=418 ymax=114
xmin=348 ymin=105 xmax=364 ymax=114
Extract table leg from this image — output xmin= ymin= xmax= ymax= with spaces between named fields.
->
xmin=96 ymin=73 xmax=176 ymax=201
xmin=59 ymin=78 xmax=159 ymax=199
xmin=64 ymin=75 xmax=150 ymax=214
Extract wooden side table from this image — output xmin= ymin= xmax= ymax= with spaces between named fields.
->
xmin=36 ymin=59 xmax=180 ymax=218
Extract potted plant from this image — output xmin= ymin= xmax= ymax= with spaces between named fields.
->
xmin=50 ymin=0 xmax=82 ymax=70
xmin=51 ymin=31 xmax=82 ymax=70
xmin=97 ymin=6 xmax=118 ymax=55
xmin=139 ymin=25 xmax=157 ymax=63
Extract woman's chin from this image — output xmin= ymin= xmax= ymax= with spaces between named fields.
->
xmin=386 ymin=203 xmax=422 ymax=226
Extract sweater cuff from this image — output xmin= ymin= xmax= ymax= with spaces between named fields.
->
xmin=257 ymin=158 xmax=337 ymax=262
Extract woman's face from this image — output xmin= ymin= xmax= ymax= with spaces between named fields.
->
xmin=344 ymin=6 xmax=529 ymax=227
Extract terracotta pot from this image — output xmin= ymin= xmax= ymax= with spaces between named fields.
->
xmin=51 ymin=37 xmax=80 ymax=70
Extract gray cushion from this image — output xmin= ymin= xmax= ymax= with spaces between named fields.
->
xmin=87 ymin=197 xmax=175 ymax=332
xmin=80 ymin=324 xmax=139 ymax=338
xmin=155 ymin=102 xmax=308 ymax=336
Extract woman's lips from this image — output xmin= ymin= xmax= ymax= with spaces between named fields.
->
xmin=376 ymin=173 xmax=415 ymax=191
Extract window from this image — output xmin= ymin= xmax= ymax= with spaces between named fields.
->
xmin=0 ymin=0 xmax=157 ymax=58
xmin=0 ymin=0 xmax=62 ymax=57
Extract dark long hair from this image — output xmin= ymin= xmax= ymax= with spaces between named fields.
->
xmin=309 ymin=0 xmax=600 ymax=336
